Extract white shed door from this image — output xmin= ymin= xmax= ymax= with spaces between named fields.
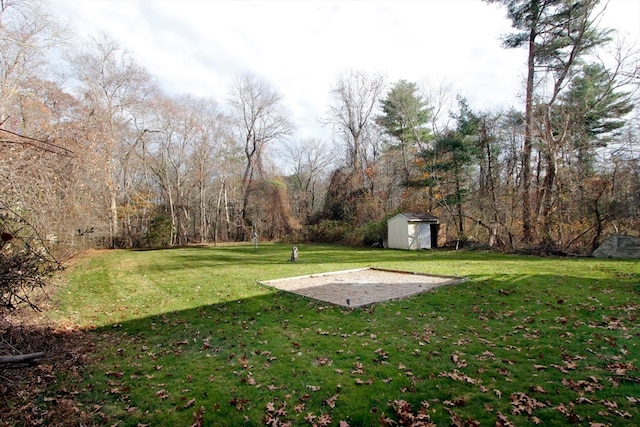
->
xmin=418 ymin=223 xmax=431 ymax=249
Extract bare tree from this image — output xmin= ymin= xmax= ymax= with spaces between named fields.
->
xmin=227 ymin=73 xmax=293 ymax=240
xmin=326 ymin=69 xmax=385 ymax=173
xmin=187 ymin=98 xmax=230 ymax=243
xmin=0 ymin=0 xmax=67 ymax=121
xmin=280 ymin=137 xmax=335 ymax=221
xmin=70 ymin=34 xmax=157 ymax=247
xmin=420 ymin=78 xmax=456 ymax=137
xmin=145 ymin=95 xmax=204 ymax=246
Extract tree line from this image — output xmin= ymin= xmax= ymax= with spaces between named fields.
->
xmin=1 ymin=0 xmax=639 ymax=261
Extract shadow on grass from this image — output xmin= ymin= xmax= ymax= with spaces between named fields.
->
xmin=42 ymin=267 xmax=640 ymax=426
xmin=5 ymin=247 xmax=639 ymax=426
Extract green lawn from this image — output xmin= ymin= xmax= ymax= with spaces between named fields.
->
xmin=41 ymin=244 xmax=640 ymax=425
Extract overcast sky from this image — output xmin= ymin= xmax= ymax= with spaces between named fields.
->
xmin=51 ymin=0 xmax=640 ymax=140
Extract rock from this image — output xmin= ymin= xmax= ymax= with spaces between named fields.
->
xmin=592 ymin=235 xmax=640 ymax=259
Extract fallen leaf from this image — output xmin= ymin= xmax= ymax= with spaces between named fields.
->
xmin=351 ymin=362 xmax=365 ymax=375
xmin=496 ymin=412 xmax=514 ymax=427
xmin=529 ymin=385 xmax=546 ymax=394
xmin=315 ymin=357 xmax=332 ymax=366
xmin=323 ymin=394 xmax=339 ymax=408
xmin=318 ymin=414 xmax=331 ymax=427
xmin=612 ymin=409 xmax=632 ymax=419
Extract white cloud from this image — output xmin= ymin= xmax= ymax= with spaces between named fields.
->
xmin=52 ymin=0 xmax=639 ymax=141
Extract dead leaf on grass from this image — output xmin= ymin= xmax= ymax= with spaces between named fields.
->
xmin=529 ymin=385 xmax=547 ymax=394
xmin=555 ymin=403 xmax=583 ymax=424
xmin=351 ymin=362 xmax=365 ymax=375
xmin=229 ymin=396 xmax=250 ymax=411
xmin=323 ymin=393 xmax=339 ymax=408
xmin=317 ymin=413 xmax=332 ymax=426
xmin=438 ymin=370 xmax=477 ymax=384
xmin=451 ymin=352 xmax=468 ymax=368
xmin=443 ymin=397 xmax=466 ymax=407
xmin=496 ymin=412 xmax=515 ymax=427
xmin=551 ymin=364 xmax=569 ymax=374
xmin=315 ymin=357 xmax=332 ymax=366
xmin=510 ymin=392 xmax=546 ymax=416
xmin=497 ymin=368 xmax=511 ymax=377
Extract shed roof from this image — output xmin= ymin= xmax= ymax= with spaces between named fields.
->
xmin=393 ymin=213 xmax=439 ymax=223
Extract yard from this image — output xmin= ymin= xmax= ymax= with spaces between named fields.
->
xmin=2 ymin=244 xmax=639 ymax=426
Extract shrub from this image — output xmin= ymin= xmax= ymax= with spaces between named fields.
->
xmin=0 ymin=207 xmax=62 ymax=315
xmin=147 ymin=212 xmax=172 ymax=248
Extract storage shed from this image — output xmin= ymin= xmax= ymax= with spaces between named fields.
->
xmin=387 ymin=213 xmax=440 ymax=250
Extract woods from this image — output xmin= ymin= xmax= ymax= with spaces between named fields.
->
xmin=1 ymin=0 xmax=639 ymax=268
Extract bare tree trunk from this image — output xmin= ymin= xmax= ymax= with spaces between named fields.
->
xmin=166 ymin=185 xmax=176 ymax=246
xmin=540 ymin=148 xmax=557 ymax=244
xmin=199 ymin=174 xmax=207 ymax=243
xmin=521 ymin=20 xmax=537 ymax=244
xmin=109 ymin=190 xmax=118 ymax=248
xmin=482 ymin=120 xmax=501 ymax=247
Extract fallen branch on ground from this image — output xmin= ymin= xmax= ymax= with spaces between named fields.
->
xmin=0 ymin=351 xmax=45 ymax=364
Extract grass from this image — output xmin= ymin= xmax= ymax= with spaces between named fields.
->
xmin=29 ymin=244 xmax=640 ymax=425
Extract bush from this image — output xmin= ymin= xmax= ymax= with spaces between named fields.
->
xmin=304 ymin=220 xmax=351 ymax=244
xmin=147 ymin=212 xmax=172 ymax=248
xmin=299 ymin=218 xmax=389 ymax=247
xmin=0 ymin=207 xmax=62 ymax=315
xmin=358 ymin=218 xmax=388 ymax=246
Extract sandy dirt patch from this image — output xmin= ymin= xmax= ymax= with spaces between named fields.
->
xmin=260 ymin=267 xmax=466 ymax=308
